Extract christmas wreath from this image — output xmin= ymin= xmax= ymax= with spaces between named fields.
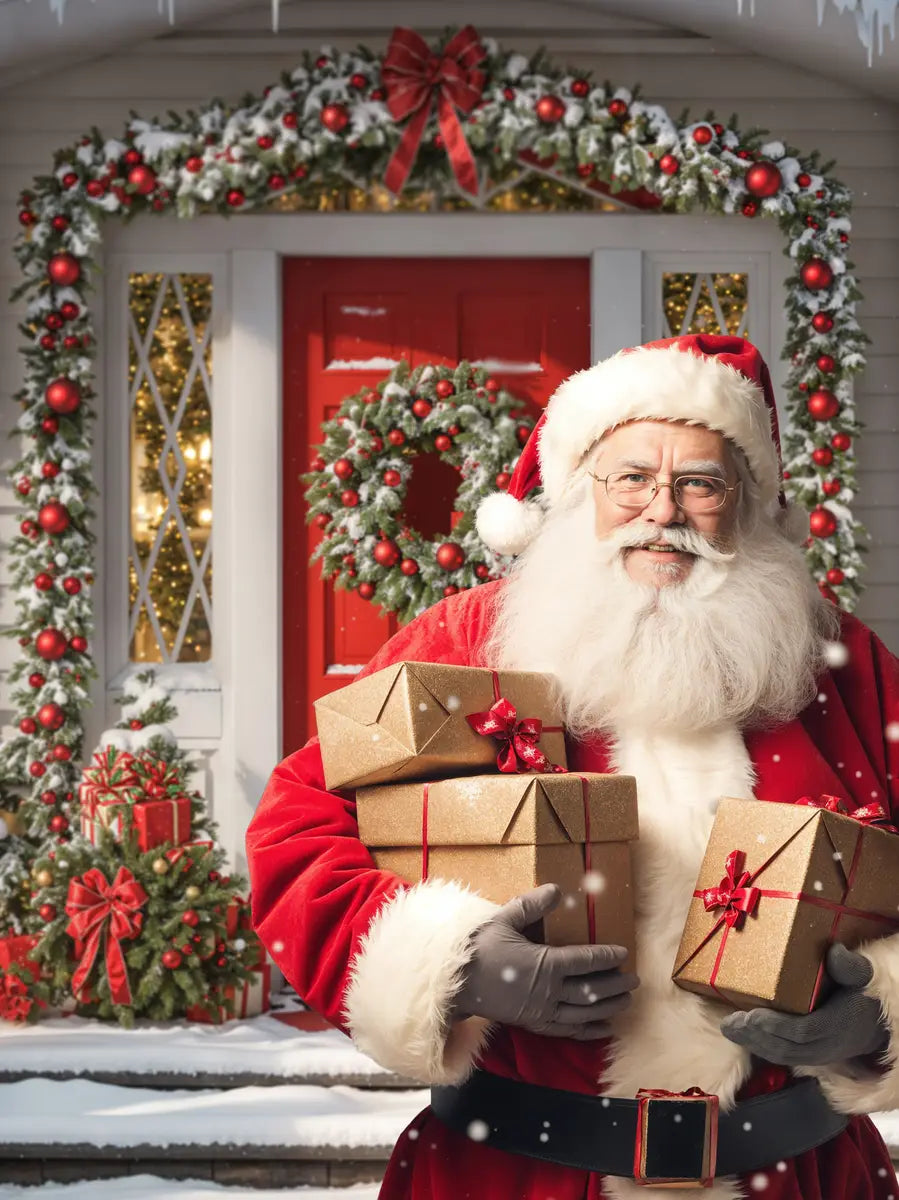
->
xmin=303 ymin=361 xmax=532 ymax=623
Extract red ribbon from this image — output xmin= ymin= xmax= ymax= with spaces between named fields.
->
xmin=65 ymin=867 xmax=148 ymax=1006
xmin=581 ymin=776 xmax=596 ymax=944
xmin=382 ymin=25 xmax=486 ymax=197
xmin=421 ymin=781 xmax=431 ymax=881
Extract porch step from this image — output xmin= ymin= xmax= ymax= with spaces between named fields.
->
xmin=0 ymin=1015 xmax=414 ymax=1090
xmin=0 ymin=1077 xmax=426 ymax=1189
xmin=0 ymin=1175 xmax=383 ymax=1197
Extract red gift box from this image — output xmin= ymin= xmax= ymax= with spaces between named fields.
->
xmin=0 ymin=935 xmax=40 ymax=983
xmin=132 ymin=795 xmax=192 ymax=852
xmin=185 ymin=963 xmax=271 ymax=1024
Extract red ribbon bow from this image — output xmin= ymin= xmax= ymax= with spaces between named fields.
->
xmin=382 ymin=25 xmax=486 ymax=197
xmin=134 ymin=756 xmax=184 ymax=800
xmin=466 ymin=696 xmax=561 ymax=773
xmin=66 ymin=867 xmax=147 ymax=1006
xmin=699 ymin=849 xmax=761 ymax=929
xmin=798 ymin=793 xmax=898 ymax=833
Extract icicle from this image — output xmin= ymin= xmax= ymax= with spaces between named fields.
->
xmin=272 ymin=0 xmax=280 ymax=33
xmin=817 ymin=0 xmax=898 ymax=64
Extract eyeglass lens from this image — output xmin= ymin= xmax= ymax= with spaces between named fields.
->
xmin=606 ymin=471 xmax=727 ymax=512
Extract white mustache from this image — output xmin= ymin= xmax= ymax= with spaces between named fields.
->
xmin=597 ymin=520 xmax=736 ymax=564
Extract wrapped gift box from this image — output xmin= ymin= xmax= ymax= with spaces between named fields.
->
xmin=356 ymin=772 xmax=637 ymax=963
xmin=673 ymin=796 xmax=899 ymax=1013
xmin=185 ymin=963 xmax=271 ymax=1024
xmin=0 ymin=934 xmax=41 ymax=983
xmin=81 ymin=795 xmax=191 ymax=852
xmin=314 ymin=661 xmax=567 ymax=791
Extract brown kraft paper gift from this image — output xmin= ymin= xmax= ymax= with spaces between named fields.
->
xmin=672 ymin=795 xmax=899 ymax=1013
xmin=356 ymin=771 xmax=638 ymax=965
xmin=314 ymin=661 xmax=567 ymax=790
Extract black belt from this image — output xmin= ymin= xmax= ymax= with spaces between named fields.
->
xmin=431 ymin=1070 xmax=848 ymax=1186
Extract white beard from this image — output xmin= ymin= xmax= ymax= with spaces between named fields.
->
xmin=486 ymin=493 xmax=839 ymax=737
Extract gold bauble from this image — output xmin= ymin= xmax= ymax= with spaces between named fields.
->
xmin=184 ymin=885 xmax=201 ymax=900
xmin=152 ymin=857 xmax=169 ymax=875
xmin=34 ymin=869 xmax=54 ymax=888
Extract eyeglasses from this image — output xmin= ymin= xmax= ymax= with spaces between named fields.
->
xmin=587 ymin=470 xmax=739 ymax=513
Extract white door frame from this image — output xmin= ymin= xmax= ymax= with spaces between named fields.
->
xmin=102 ymin=212 xmax=786 ymax=868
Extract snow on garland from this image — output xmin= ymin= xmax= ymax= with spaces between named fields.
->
xmin=304 ymin=361 xmax=531 ymax=623
xmin=4 ymin=24 xmax=869 ymax=834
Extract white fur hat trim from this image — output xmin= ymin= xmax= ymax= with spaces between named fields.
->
xmin=475 ymin=491 xmax=544 ymax=557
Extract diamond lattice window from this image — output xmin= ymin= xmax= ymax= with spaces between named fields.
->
xmin=128 ymin=272 xmax=213 ymax=663
xmin=663 ymin=272 xmax=749 ymax=338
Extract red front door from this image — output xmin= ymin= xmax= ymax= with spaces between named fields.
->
xmin=282 ymin=256 xmax=590 ymax=754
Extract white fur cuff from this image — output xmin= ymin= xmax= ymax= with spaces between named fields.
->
xmin=799 ymin=932 xmax=899 ymax=1114
xmin=343 ymin=880 xmax=499 ymax=1084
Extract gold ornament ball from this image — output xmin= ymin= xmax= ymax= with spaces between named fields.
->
xmin=35 ymin=869 xmax=54 ymax=887
xmin=185 ymin=885 xmax=201 ymax=900
xmin=152 ymin=857 xmax=169 ymax=875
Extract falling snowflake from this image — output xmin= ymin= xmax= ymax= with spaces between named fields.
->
xmin=446 ymin=695 xmax=461 ymax=711
xmin=823 ymin=641 xmax=850 ymax=669
xmin=750 ymin=1174 xmax=770 ymax=1192
xmin=418 ymin=703 xmax=428 ymax=712
xmin=813 ymin=880 xmax=824 ymax=891
xmin=817 ymin=693 xmax=828 ymax=703
xmin=408 ymin=1129 xmax=420 ymax=1141
xmin=563 ymin=894 xmax=577 ymax=909
xmin=776 ymin=1162 xmax=788 ymax=1173
xmin=886 ymin=722 xmax=899 ymax=743
xmin=501 ymin=966 xmax=518 ymax=982
xmin=272 ymin=939 xmax=284 ymax=953
xmin=467 ymin=1119 xmax=490 ymax=1142
xmin=372 ymin=733 xmax=381 ymax=741
xmin=582 ymin=871 xmax=606 ymax=895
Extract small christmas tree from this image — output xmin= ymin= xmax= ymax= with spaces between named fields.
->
xmin=25 ymin=670 xmax=263 ymax=1027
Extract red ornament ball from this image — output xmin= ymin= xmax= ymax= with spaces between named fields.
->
xmin=744 ymin=161 xmax=783 ymax=198
xmin=267 ymin=173 xmax=286 ymax=191
xmin=313 ymin=513 xmax=330 ymax=530
xmin=39 ymin=334 xmax=56 ymax=351
xmin=86 ymin=179 xmax=107 ymax=198
xmin=608 ymin=98 xmax=628 ymax=119
xmin=35 ymin=629 xmax=67 ymax=661
xmin=357 ymin=581 xmax=375 ymax=600
xmin=822 ymin=479 xmax=842 ymax=497
xmin=443 ymin=586 xmax=459 ymax=598
xmin=282 ymin=112 xmax=298 ymax=129
xmin=434 ymin=434 xmax=452 ymax=452
xmin=38 ymin=501 xmax=70 ymax=536
xmin=340 ymin=489 xmax=359 ymax=508
xmin=741 ymin=200 xmax=759 ymax=218
xmin=51 ymin=215 xmax=70 ymax=231
xmin=831 ymin=432 xmax=852 ymax=452
xmin=63 ymin=335 xmax=80 ymax=350
xmin=816 ymin=354 xmax=836 ymax=374
xmin=412 ymin=399 xmax=432 ymax=418
xmin=800 ymin=258 xmax=834 ymax=291
xmin=69 ymin=635 xmax=88 ymax=654
xmin=129 ymin=719 xmax=143 ymax=730
xmin=45 ymin=312 xmax=64 ymax=332
xmin=333 ymin=457 xmax=354 ymax=480
xmin=226 ymin=189 xmax=245 ymax=208
xmin=503 ymin=86 xmax=516 ymax=101
xmin=435 ymin=379 xmax=455 ymax=399
xmin=495 ymin=472 xmax=511 ymax=490
xmin=51 ymin=744 xmax=71 ymax=762
xmin=17 ymin=478 xmax=31 ymax=495
xmin=257 ymin=135 xmax=275 ymax=149
xmin=812 ymin=312 xmax=834 ymax=334
xmin=535 ymin=95 xmax=565 ymax=124
xmin=516 ymin=424 xmax=531 ymax=446
xmin=436 ymin=541 xmax=465 ymax=571
xmin=37 ymin=703 xmax=65 ymax=731
xmin=19 ymin=209 xmax=37 ymax=227
xmin=812 ymin=447 xmax=834 ymax=467
xmin=21 ymin=519 xmax=37 ymax=538
xmin=185 ymin=155 xmax=204 ymax=173
xmin=400 ymin=558 xmax=419 ymax=576
xmin=807 ymin=389 xmax=839 ymax=421
xmin=39 ymin=904 xmax=57 ymax=922
xmin=474 ymin=564 xmax=490 ymax=580
xmin=576 ymin=163 xmax=594 ymax=179
xmin=128 ymin=165 xmax=157 ymax=195
xmin=387 ymin=430 xmax=406 ymax=447
xmin=349 ymin=72 xmax=368 ymax=90
xmin=19 ymin=718 xmax=37 ymax=735
xmin=29 ymin=762 xmax=46 ymax=779
xmin=123 ymin=148 xmax=142 ymax=166
xmin=571 ymin=79 xmax=590 ymax=98
xmin=797 ymin=172 xmax=812 ymax=188
xmin=826 ymin=567 xmax=845 ymax=585
xmin=60 ymin=298 xmax=80 ymax=319
xmin=161 ymin=949 xmax=183 ymax=969
xmin=61 ymin=172 xmax=78 ymax=189
xmin=40 ymin=790 xmax=57 ymax=806
xmin=373 ymin=539 xmax=400 ymax=568
xmin=310 ymin=455 xmax=326 ymax=472
xmin=63 ymin=577 xmax=82 ymax=595
xmin=29 ymin=673 xmax=46 ymax=689
xmin=658 ymin=154 xmax=679 ymax=176
xmin=45 ymin=377 xmax=81 ymax=415
xmin=321 ymin=103 xmax=350 ymax=133
xmin=692 ymin=125 xmax=714 ymax=145
xmin=809 ymin=506 xmax=837 ymax=538
xmin=383 ymin=470 xmax=401 ymax=487
xmin=182 ymin=909 xmax=200 ymax=927
xmin=47 ymin=253 xmax=81 ymax=288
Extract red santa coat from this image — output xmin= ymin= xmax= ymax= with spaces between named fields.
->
xmin=247 ymin=581 xmax=899 ymax=1200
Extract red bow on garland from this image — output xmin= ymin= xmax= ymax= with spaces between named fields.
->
xmin=699 ymin=849 xmax=761 ymax=929
xmin=382 ymin=25 xmax=487 ymax=197
xmin=66 ymin=866 xmax=148 ymax=1006
xmin=466 ymin=696 xmax=563 ymax=774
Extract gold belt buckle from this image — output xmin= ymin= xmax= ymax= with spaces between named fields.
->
xmin=634 ymin=1087 xmax=719 ymax=1188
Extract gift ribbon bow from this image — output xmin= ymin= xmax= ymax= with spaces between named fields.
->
xmin=699 ymin=849 xmax=761 ymax=929
xmin=81 ymin=747 xmax=140 ymax=813
xmin=382 ymin=25 xmax=486 ymax=197
xmin=66 ymin=866 xmax=147 ymax=1006
xmin=798 ymin=793 xmax=899 ymax=833
xmin=134 ymin=756 xmax=184 ymax=800
xmin=466 ymin=696 xmax=557 ymax=772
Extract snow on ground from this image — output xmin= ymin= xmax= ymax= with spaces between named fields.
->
xmin=0 ymin=1178 xmax=381 ymax=1200
xmin=0 ymin=1078 xmax=427 ymax=1149
xmin=0 ymin=1015 xmax=393 ymax=1080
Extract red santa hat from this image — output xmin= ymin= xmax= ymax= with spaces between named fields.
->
xmin=476 ymin=333 xmax=788 ymax=556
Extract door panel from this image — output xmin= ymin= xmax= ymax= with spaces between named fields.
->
xmin=282 ymin=256 xmax=590 ymax=754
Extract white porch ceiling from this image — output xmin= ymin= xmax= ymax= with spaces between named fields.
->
xmin=0 ymin=0 xmax=896 ymax=100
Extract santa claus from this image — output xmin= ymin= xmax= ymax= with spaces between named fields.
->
xmin=247 ymin=334 xmax=899 ymax=1199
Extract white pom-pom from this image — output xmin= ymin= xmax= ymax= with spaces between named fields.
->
xmin=476 ymin=492 xmax=543 ymax=556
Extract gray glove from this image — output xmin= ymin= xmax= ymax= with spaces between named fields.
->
xmin=720 ymin=944 xmax=889 ymax=1066
xmin=450 ymin=882 xmax=639 ymax=1040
